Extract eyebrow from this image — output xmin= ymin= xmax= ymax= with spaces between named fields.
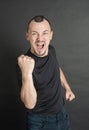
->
xmin=43 ymin=30 xmax=49 ymax=32
xmin=30 ymin=30 xmax=49 ymax=33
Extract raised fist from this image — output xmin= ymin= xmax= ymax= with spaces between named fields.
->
xmin=18 ymin=55 xmax=35 ymax=77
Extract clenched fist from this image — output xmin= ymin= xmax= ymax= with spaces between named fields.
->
xmin=18 ymin=55 xmax=35 ymax=77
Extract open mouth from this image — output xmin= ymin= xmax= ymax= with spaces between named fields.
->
xmin=36 ymin=41 xmax=45 ymax=51
xmin=34 ymin=41 xmax=47 ymax=56
xmin=37 ymin=43 xmax=44 ymax=49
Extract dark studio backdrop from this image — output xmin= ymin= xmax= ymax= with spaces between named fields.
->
xmin=0 ymin=0 xmax=89 ymax=130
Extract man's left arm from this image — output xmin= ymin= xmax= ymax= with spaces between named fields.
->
xmin=60 ymin=68 xmax=75 ymax=101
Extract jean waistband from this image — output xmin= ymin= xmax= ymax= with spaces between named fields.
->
xmin=26 ymin=106 xmax=64 ymax=123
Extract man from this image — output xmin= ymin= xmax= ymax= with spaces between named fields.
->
xmin=16 ymin=15 xmax=75 ymax=130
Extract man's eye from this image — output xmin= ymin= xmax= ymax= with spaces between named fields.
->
xmin=43 ymin=32 xmax=48 ymax=35
xmin=32 ymin=33 xmax=36 ymax=35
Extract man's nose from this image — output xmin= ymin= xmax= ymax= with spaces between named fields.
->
xmin=37 ymin=34 xmax=43 ymax=41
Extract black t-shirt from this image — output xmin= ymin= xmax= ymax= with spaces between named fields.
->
xmin=16 ymin=45 xmax=64 ymax=115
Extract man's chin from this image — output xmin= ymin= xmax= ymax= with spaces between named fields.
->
xmin=35 ymin=50 xmax=47 ymax=57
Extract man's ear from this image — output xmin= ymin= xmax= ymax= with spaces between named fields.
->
xmin=26 ymin=32 xmax=29 ymax=41
xmin=50 ymin=31 xmax=53 ymax=40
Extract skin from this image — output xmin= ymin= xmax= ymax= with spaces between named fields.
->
xmin=26 ymin=19 xmax=53 ymax=57
xmin=18 ymin=19 xmax=75 ymax=109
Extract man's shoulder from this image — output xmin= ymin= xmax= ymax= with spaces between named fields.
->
xmin=49 ymin=45 xmax=56 ymax=55
xmin=49 ymin=45 xmax=55 ymax=50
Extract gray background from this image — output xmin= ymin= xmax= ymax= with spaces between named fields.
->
xmin=0 ymin=0 xmax=89 ymax=130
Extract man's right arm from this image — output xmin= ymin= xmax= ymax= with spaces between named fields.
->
xmin=17 ymin=55 xmax=37 ymax=109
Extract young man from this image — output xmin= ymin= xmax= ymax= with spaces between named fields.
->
xmin=16 ymin=15 xmax=75 ymax=130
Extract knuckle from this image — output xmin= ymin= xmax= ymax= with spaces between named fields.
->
xmin=17 ymin=56 xmax=21 ymax=62
xmin=17 ymin=54 xmax=24 ymax=62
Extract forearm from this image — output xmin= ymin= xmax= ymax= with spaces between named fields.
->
xmin=21 ymin=74 xmax=37 ymax=109
xmin=60 ymin=68 xmax=75 ymax=101
xmin=60 ymin=68 xmax=71 ymax=91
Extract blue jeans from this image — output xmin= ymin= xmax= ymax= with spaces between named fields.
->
xmin=26 ymin=107 xmax=71 ymax=130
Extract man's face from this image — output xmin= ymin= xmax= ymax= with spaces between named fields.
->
xmin=26 ymin=19 xmax=53 ymax=57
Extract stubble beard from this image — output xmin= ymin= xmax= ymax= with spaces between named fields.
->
xmin=33 ymin=49 xmax=48 ymax=57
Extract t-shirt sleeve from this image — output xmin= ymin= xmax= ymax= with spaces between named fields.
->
xmin=50 ymin=45 xmax=60 ymax=68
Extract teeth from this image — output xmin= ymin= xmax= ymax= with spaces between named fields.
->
xmin=37 ymin=44 xmax=44 ymax=48
xmin=37 ymin=44 xmax=44 ymax=49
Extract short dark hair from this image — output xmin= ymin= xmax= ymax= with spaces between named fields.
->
xmin=27 ymin=15 xmax=52 ymax=31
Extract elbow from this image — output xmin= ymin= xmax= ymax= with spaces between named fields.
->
xmin=25 ymin=101 xmax=37 ymax=109
xmin=20 ymin=88 xmax=37 ymax=109
xmin=20 ymin=95 xmax=37 ymax=109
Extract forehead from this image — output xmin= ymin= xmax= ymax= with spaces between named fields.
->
xmin=29 ymin=19 xmax=51 ymax=31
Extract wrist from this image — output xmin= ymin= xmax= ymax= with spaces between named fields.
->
xmin=65 ymin=86 xmax=71 ymax=92
xmin=22 ymin=73 xmax=33 ymax=81
xmin=63 ymin=83 xmax=71 ymax=91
